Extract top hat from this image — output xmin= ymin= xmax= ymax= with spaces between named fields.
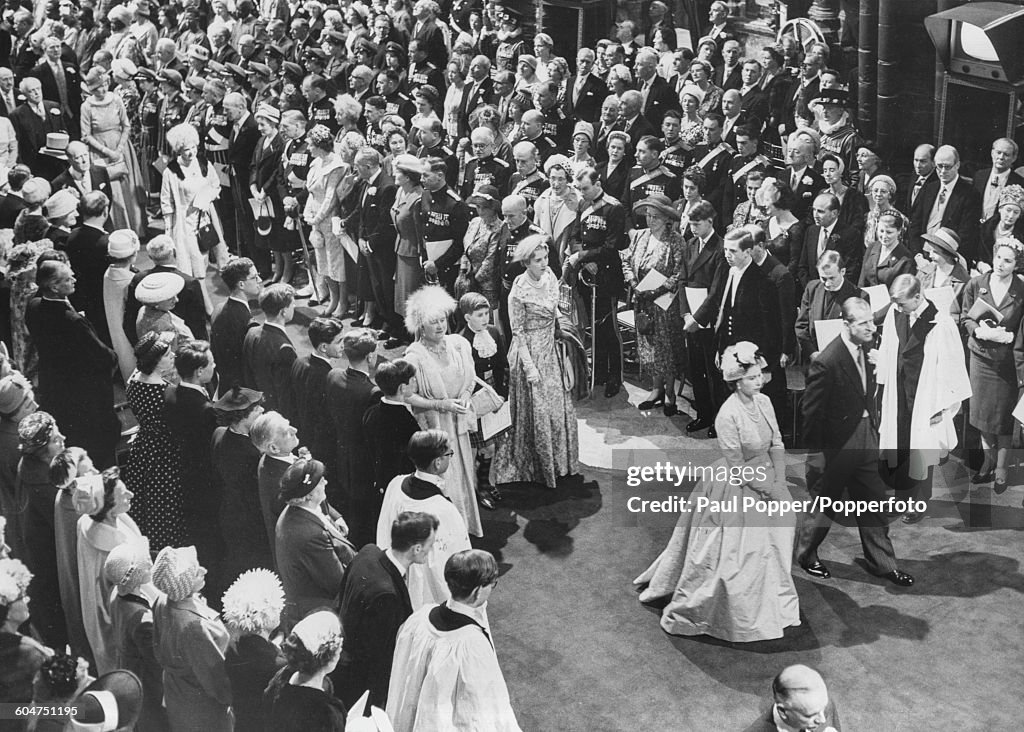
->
xmin=39 ymin=132 xmax=70 ymax=160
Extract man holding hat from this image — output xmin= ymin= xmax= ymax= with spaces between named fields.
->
xmin=816 ymin=87 xmax=863 ymax=179
xmin=10 ymin=77 xmax=69 ymax=181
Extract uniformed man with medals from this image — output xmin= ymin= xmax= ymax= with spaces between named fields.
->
xmin=277 ymin=110 xmax=312 ymax=296
xmin=508 ymin=141 xmax=549 ymax=220
xmin=460 ymin=127 xmax=512 ymax=199
xmin=414 ymin=117 xmax=458 ymax=188
xmin=200 ymin=79 xmax=235 ymax=255
xmin=725 ymin=124 xmax=773 ymax=221
xmin=660 ymin=109 xmax=694 ymax=177
xmin=626 ymin=136 xmax=681 ymax=228
xmin=422 ymin=157 xmax=472 ymax=295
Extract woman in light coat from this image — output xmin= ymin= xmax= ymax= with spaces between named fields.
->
xmin=160 ymin=123 xmax=226 ymax=312
xmin=102 ymin=230 xmax=140 ymax=382
xmin=533 ymin=155 xmax=580 ymax=267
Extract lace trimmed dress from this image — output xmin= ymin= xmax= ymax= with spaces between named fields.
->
xmin=122 ymin=377 xmax=186 ymax=550
xmin=492 ymin=269 xmax=579 ymax=488
xmin=633 ymin=392 xmax=800 ymax=642
xmin=303 ymin=154 xmax=346 ymax=282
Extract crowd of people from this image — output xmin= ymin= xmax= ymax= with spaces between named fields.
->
xmin=0 ymin=0 xmax=1016 ymax=728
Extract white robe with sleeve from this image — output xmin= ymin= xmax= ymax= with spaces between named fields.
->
xmin=386 ymin=603 xmax=522 ymax=732
xmin=376 ymin=473 xmax=472 ymax=610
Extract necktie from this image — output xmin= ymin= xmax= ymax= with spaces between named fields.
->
xmin=938 ymin=186 xmax=947 ymax=206
xmin=817 ymin=227 xmax=828 ymax=257
xmin=52 ymin=63 xmax=67 ymax=109
xmin=791 ymin=169 xmax=800 ymax=189
xmin=856 ymin=347 xmax=866 ymax=393
xmin=911 ymin=177 xmax=925 ymax=205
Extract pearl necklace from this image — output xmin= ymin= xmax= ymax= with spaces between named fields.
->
xmin=421 ymin=338 xmax=447 ymax=357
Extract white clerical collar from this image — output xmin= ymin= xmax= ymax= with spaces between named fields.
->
xmin=385 ymin=548 xmax=408 ymax=577
xmin=413 ymin=469 xmax=444 ymax=487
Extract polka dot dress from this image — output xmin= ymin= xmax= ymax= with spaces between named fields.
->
xmin=123 ymin=379 xmax=186 ymax=550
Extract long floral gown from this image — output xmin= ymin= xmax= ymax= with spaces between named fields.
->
xmin=492 ymin=268 xmax=579 ymax=488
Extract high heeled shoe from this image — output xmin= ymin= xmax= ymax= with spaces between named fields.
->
xmin=971 ymin=470 xmax=994 ymax=484
xmin=994 ymin=470 xmax=1008 ymax=494
xmin=637 ymin=397 xmax=665 ymax=411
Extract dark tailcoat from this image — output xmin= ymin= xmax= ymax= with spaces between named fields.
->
xmin=65 ymin=224 xmax=111 ymax=346
xmin=241 ymin=322 xmax=297 ymax=413
xmin=907 ymin=176 xmax=982 ymax=260
xmin=210 ymin=298 xmax=253 ymax=393
xmin=797 ymin=222 xmax=864 ymax=289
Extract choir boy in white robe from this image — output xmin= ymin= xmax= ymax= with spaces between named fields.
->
xmin=387 ymin=549 xmax=521 ymax=732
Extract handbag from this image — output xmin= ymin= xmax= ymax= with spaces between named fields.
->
xmin=196 ymin=209 xmax=218 ymax=253
xmin=470 ymin=377 xmax=503 ymax=416
xmin=634 ymin=308 xmax=655 ymax=335
xmin=106 ymin=159 xmax=129 ymax=181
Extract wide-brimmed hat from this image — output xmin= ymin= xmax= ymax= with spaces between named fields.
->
xmin=68 ymin=670 xmax=143 ymax=732
xmin=279 ymin=458 xmax=326 ymax=502
xmin=43 ymin=190 xmax=79 ymax=220
xmin=135 ymin=272 xmax=185 ymax=304
xmin=572 ymin=120 xmax=594 ymax=143
xmin=255 ymin=102 xmax=281 ymax=125
xmin=633 ymin=194 xmax=681 ymax=221
xmin=212 ymin=386 xmax=264 ymax=412
xmin=39 ymin=132 xmax=70 ymax=160
xmin=107 ymin=229 xmax=140 ymax=258
xmin=921 ymin=227 xmax=961 ymax=259
xmin=0 ymin=373 xmax=32 ymax=415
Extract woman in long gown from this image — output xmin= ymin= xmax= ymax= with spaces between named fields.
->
xmin=756 ymin=177 xmax=805 ymax=269
xmin=122 ymin=332 xmax=186 ymax=551
xmin=634 ymin=342 xmax=800 ymax=642
xmin=302 ymin=125 xmax=347 ymax=317
xmin=402 ymin=286 xmax=483 ymax=537
xmin=80 ymin=68 xmax=144 ymax=232
xmin=492 ymin=235 xmax=579 ymax=488
xmin=391 ymin=154 xmax=425 ymax=321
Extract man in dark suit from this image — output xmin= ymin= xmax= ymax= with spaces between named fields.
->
xmin=736 ymin=60 xmax=769 ymax=125
xmin=612 ymin=90 xmax=657 ymax=154
xmin=794 ymin=251 xmax=864 ymax=359
xmin=456 ymin=55 xmax=493 ymax=139
xmin=65 ymin=191 xmax=110 ymax=346
xmin=0 ymin=164 xmax=30 ymax=227
xmin=901 ymin=143 xmax=936 ymax=216
xmin=324 ymin=328 xmax=381 ymax=547
xmin=680 ymin=201 xmax=727 ymax=435
xmin=242 ymin=284 xmax=297 ymax=413
xmin=224 ymin=92 xmax=262 ymax=267
xmin=275 ymin=458 xmax=355 ymax=630
xmin=742 ymin=664 xmax=841 ymax=732
xmin=355 ymin=147 xmax=401 ymax=340
xmin=9 ymin=10 xmax=38 ymax=79
xmin=25 ymin=261 xmax=120 ymax=468
xmin=908 ymin=145 xmax=983 ymax=261
xmin=51 ymin=141 xmax=114 ymax=228
xmin=750 ymin=227 xmax=795 ymax=423
xmin=363 ymin=360 xmax=420 ymax=497
xmin=211 ymin=257 xmax=261 ymax=393
xmin=10 ymin=77 xmax=69 ymax=181
xmin=124 ymin=236 xmax=209 ymax=345
xmin=798 ymin=193 xmax=863 ymax=288
xmin=333 ymin=511 xmax=437 ymax=708
xmin=570 ymin=48 xmax=606 ymax=125
xmin=163 ymin=341 xmax=224 ymax=589
xmin=0 ymin=67 xmax=18 ymax=117
xmin=286 ymin=317 xmax=343 ymax=463
xmin=783 ymin=137 xmax=826 ymax=222
xmin=411 ymin=1 xmax=447 ymax=68
xmin=713 ymin=38 xmax=743 ymax=91
xmin=705 ymin=228 xmax=783 ymax=419
xmin=783 ymin=54 xmax=822 ymax=135
xmin=795 ymin=296 xmax=913 ymax=586
xmin=634 ymin=48 xmax=678 ymax=130
xmin=971 ymin=137 xmax=1024 ymax=222
xmin=31 ymin=37 xmax=81 ymax=128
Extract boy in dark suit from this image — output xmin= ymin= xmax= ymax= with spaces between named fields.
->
xmin=362 ymin=359 xmax=420 ymax=502
xmin=210 ymin=257 xmax=260 ymax=394
xmin=333 ymin=511 xmax=438 ymax=708
xmin=287 ymin=317 xmax=343 ymax=461
xmin=242 ymin=284 xmax=297 ymax=412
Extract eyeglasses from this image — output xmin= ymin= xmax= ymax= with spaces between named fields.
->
xmin=934 ymin=163 xmax=957 ymax=170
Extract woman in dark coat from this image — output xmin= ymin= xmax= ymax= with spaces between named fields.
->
xmin=600 ymin=131 xmax=631 ymax=202
xmin=14 ymin=411 xmax=67 ymax=648
xmin=959 ymin=238 xmax=1024 ymax=491
xmin=264 ymin=610 xmax=347 ymax=732
xmin=221 ymin=568 xmax=286 ymax=732
xmin=211 ymin=386 xmax=271 ymax=580
xmin=250 ymin=105 xmax=286 ymax=284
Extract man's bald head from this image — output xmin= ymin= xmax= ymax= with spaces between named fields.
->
xmin=501 ymin=194 xmax=528 ymax=222
xmin=772 ymin=665 xmax=829 ymax=730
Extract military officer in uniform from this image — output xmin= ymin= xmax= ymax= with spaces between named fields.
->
xmin=724 ymin=124 xmax=773 ymax=222
xmin=494 ymin=194 xmax=552 ymax=338
xmin=363 ymin=97 xmax=388 ymax=152
xmin=625 ymin=136 xmax=681 ymax=229
xmin=200 ymin=79 xmax=235 ymax=255
xmin=277 ymin=110 xmax=312 ymax=293
xmin=519 ymin=110 xmax=559 ymax=163
xmin=137 ymin=67 xmax=162 ymax=213
xmin=157 ymin=69 xmax=189 ymax=158
xmin=323 ymin=30 xmax=351 ymax=92
xmin=407 ymin=39 xmax=446 ymax=95
xmin=461 ymin=127 xmax=513 ymax=198
xmin=534 ymin=82 xmax=573 ymax=151
xmin=660 ymin=109 xmax=694 ymax=178
xmin=508 ymin=141 xmax=549 ymax=220
xmin=302 ymin=74 xmax=338 ymax=135
xmin=692 ymin=112 xmax=735 ymax=220
xmin=422 ymin=157 xmax=472 ymax=294
xmin=565 ymin=167 xmax=629 ymax=398
xmin=414 ymin=118 xmax=458 ymax=189
xmin=248 ymin=63 xmax=280 ymax=115
xmin=377 ymin=68 xmax=415 ymax=120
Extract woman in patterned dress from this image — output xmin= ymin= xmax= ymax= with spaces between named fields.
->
xmin=623 ymin=195 xmax=687 ymax=417
xmin=302 ymin=125 xmax=347 ymax=318
xmin=492 ymin=235 xmax=579 ymax=488
xmin=391 ymin=154 xmax=426 ymax=321
xmin=111 ymin=59 xmax=148 ymax=211
xmin=460 ymin=184 xmax=502 ymax=310
xmin=122 ymin=332 xmax=186 ymax=551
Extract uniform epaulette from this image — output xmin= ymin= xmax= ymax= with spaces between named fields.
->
xmin=755 ymin=154 xmax=770 ymax=165
xmin=603 ymin=194 xmax=622 ymax=206
xmin=441 ymin=146 xmax=454 ymax=156
xmin=446 ymin=189 xmax=461 ymax=201
xmin=661 ymin=167 xmax=677 ymax=177
xmin=542 ymin=136 xmax=556 ymax=146
xmin=493 ymin=157 xmax=510 ymax=167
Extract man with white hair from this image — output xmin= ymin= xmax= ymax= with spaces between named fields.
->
xmin=572 ymin=48 xmax=605 ymax=124
xmin=816 ymin=88 xmax=863 ymax=178
xmin=412 ymin=0 xmax=447 ymax=68
xmin=612 ymin=89 xmax=656 ymax=154
xmin=509 ymin=141 xmax=549 ymax=217
xmin=152 ymin=38 xmax=185 ymax=75
xmin=458 ymin=55 xmax=493 ymax=138
xmin=743 ymin=664 xmax=840 ymax=731
xmin=9 ymin=76 xmax=68 ymax=180
xmin=460 ymin=127 xmax=512 ymax=198
xmin=633 ymin=47 xmax=678 ymax=129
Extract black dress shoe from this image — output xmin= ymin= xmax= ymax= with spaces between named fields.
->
xmin=801 ymin=561 xmax=831 ymax=579
xmin=902 ymin=511 xmax=926 ymax=524
xmin=707 ymin=425 xmax=716 ymax=439
xmin=994 ymin=479 xmax=1008 ymax=495
xmin=663 ymin=402 xmax=678 ymax=417
xmin=604 ymin=380 xmax=621 ymax=398
xmin=882 ymin=569 xmax=914 ymax=586
xmin=637 ymin=398 xmax=664 ymax=411
xmin=375 ymin=329 xmax=391 ymax=341
xmin=478 ymin=493 xmax=497 ymax=511
xmin=685 ymin=418 xmax=710 ymax=433
xmin=971 ymin=471 xmax=994 ymax=484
